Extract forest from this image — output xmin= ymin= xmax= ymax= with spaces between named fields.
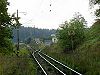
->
xmin=0 ymin=0 xmax=100 ymax=75
xmin=12 ymin=26 xmax=56 ymax=43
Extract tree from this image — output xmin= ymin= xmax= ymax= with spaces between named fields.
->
xmin=0 ymin=0 xmax=13 ymax=53
xmin=89 ymin=0 xmax=100 ymax=6
xmin=57 ymin=21 xmax=71 ymax=52
xmin=57 ymin=13 xmax=86 ymax=52
xmin=89 ymin=0 xmax=100 ymax=17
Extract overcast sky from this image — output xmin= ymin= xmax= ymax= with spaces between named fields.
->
xmin=8 ymin=0 xmax=95 ymax=29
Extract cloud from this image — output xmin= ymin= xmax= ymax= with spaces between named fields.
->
xmin=8 ymin=0 xmax=94 ymax=29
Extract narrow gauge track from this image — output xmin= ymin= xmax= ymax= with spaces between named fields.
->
xmin=28 ymin=46 xmax=82 ymax=75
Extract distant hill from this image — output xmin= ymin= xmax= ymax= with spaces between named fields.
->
xmin=12 ymin=26 xmax=56 ymax=43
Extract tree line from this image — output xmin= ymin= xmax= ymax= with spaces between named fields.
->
xmin=0 ymin=0 xmax=100 ymax=54
xmin=13 ymin=26 xmax=56 ymax=43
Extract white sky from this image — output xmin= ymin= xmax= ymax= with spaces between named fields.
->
xmin=8 ymin=0 xmax=95 ymax=29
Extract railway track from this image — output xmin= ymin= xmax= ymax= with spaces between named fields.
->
xmin=33 ymin=50 xmax=65 ymax=75
xmin=30 ymin=49 xmax=82 ymax=75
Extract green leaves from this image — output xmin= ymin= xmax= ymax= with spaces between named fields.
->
xmin=57 ymin=13 xmax=86 ymax=52
xmin=0 ymin=0 xmax=13 ymax=54
xmin=95 ymin=9 xmax=100 ymax=17
xmin=89 ymin=0 xmax=100 ymax=18
xmin=0 ymin=0 xmax=11 ymax=26
xmin=89 ymin=0 xmax=100 ymax=6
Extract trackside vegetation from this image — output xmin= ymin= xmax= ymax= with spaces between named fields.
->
xmin=42 ymin=1 xmax=100 ymax=74
xmin=0 ymin=45 xmax=37 ymax=75
xmin=57 ymin=13 xmax=86 ymax=52
xmin=0 ymin=0 xmax=13 ymax=54
xmin=42 ymin=17 xmax=100 ymax=75
xmin=0 ymin=0 xmax=100 ymax=75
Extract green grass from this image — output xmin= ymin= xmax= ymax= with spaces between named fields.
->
xmin=0 ymin=46 xmax=37 ymax=75
xmin=42 ymin=41 xmax=100 ymax=75
xmin=42 ymin=20 xmax=100 ymax=75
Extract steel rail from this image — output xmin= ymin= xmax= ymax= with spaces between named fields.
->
xmin=27 ymin=45 xmax=82 ymax=75
xmin=38 ymin=53 xmax=66 ymax=75
xmin=32 ymin=52 xmax=47 ymax=75
xmin=40 ymin=52 xmax=82 ymax=75
xmin=26 ymin=46 xmax=47 ymax=75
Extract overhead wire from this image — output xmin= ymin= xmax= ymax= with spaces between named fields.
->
xmin=22 ymin=0 xmax=45 ymax=25
xmin=23 ymin=0 xmax=55 ymax=25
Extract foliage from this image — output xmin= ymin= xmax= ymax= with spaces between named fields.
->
xmin=42 ymin=19 xmax=100 ymax=75
xmin=0 ymin=0 xmax=11 ymax=26
xmin=0 ymin=0 xmax=13 ymax=53
xmin=13 ymin=26 xmax=56 ymax=43
xmin=25 ymin=37 xmax=32 ymax=44
xmin=28 ymin=38 xmax=41 ymax=50
xmin=89 ymin=0 xmax=100 ymax=17
xmin=43 ymin=41 xmax=100 ymax=75
xmin=0 ymin=49 xmax=37 ymax=75
xmin=86 ymin=19 xmax=100 ymax=41
xmin=57 ymin=13 xmax=86 ymax=52
xmin=89 ymin=0 xmax=100 ymax=6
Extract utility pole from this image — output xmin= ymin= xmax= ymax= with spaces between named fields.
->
xmin=11 ymin=10 xmax=26 ymax=56
xmin=16 ymin=10 xmax=20 ymax=52
xmin=15 ymin=10 xmax=26 ymax=51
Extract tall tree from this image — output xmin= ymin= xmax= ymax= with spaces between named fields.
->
xmin=57 ymin=13 xmax=86 ymax=52
xmin=89 ymin=0 xmax=100 ymax=17
xmin=0 ymin=0 xmax=13 ymax=53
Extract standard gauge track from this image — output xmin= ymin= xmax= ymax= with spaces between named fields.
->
xmin=33 ymin=50 xmax=66 ymax=75
xmin=29 ymin=48 xmax=82 ymax=75
xmin=39 ymin=52 xmax=82 ymax=75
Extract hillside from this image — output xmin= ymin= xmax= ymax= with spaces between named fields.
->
xmin=87 ymin=19 xmax=100 ymax=41
xmin=42 ymin=20 xmax=100 ymax=75
xmin=12 ymin=26 xmax=56 ymax=43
